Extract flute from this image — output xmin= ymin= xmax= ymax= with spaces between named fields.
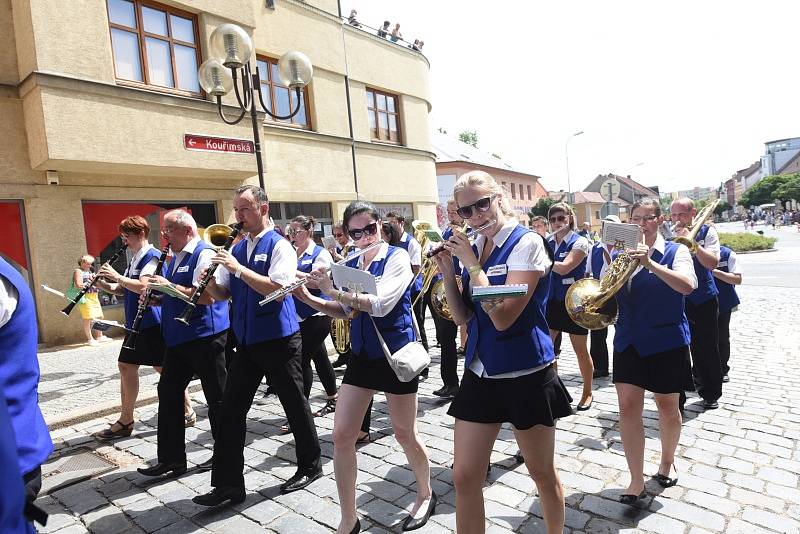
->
xmin=175 ymin=222 xmax=243 ymax=326
xmin=425 ymin=220 xmax=496 ymax=258
xmin=258 ymin=240 xmax=385 ymax=306
xmin=61 ymin=244 xmax=128 ymax=316
xmin=121 ymin=244 xmax=170 ymax=351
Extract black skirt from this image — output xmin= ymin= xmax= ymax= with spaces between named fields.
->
xmin=448 ymin=364 xmax=573 ymax=429
xmin=546 ymin=299 xmax=588 ymax=336
xmin=342 ymin=351 xmax=419 ymax=395
xmin=612 ymin=345 xmax=693 ymax=394
xmin=118 ymin=325 xmax=165 ymax=366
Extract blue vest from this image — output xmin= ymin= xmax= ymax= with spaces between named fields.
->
xmin=0 ymin=259 xmax=53 ymax=477
xmin=0 ymin=389 xmax=32 ymax=534
xmin=294 ymin=244 xmax=330 ymax=320
xmin=348 ymin=246 xmax=415 ymax=360
xmin=589 ymin=242 xmax=608 ymax=281
xmin=161 ymin=241 xmax=229 ymax=348
xmin=230 ymin=232 xmax=299 ymax=345
xmin=547 ymin=232 xmax=587 ymax=301
xmin=462 ymin=225 xmax=555 ymax=375
xmin=613 ymin=241 xmax=691 ymax=357
xmin=398 ymin=233 xmax=423 ymax=293
xmin=715 ymin=246 xmax=740 ymax=314
xmin=123 ymin=247 xmax=162 ymax=329
xmin=431 ymin=227 xmax=462 ymax=285
xmin=687 ymin=225 xmax=719 ymax=305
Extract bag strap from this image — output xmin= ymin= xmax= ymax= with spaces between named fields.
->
xmin=368 ymin=309 xmax=422 ymax=359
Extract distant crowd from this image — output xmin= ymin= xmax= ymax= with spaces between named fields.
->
xmin=347 ymin=9 xmax=425 ymax=52
xmin=744 ymin=209 xmax=800 ymax=231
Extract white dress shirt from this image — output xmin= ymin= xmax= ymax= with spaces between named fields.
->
xmin=337 ymin=242 xmax=413 ymax=317
xmin=400 ymin=232 xmax=422 ymax=267
xmin=125 ymin=243 xmax=158 ymax=278
xmin=628 ymin=234 xmax=698 ymax=290
xmin=468 ymin=219 xmax=553 ymax=379
xmin=552 ymin=230 xmax=591 ymax=258
xmin=699 ymin=225 xmax=721 ymax=258
xmin=216 ymin=228 xmax=296 ymax=290
xmin=0 ymin=276 xmax=18 ymax=329
xmin=719 ymin=250 xmax=742 ymax=274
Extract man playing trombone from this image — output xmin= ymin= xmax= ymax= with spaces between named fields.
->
xmin=670 ymin=198 xmax=723 ymax=410
xmin=137 ymin=209 xmax=229 ymax=477
xmin=193 ymin=185 xmax=322 ymax=506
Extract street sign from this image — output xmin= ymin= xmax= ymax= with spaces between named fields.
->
xmin=601 ymin=202 xmax=620 ymax=219
xmin=183 ymin=133 xmax=255 ymax=155
xmin=600 ymin=178 xmax=620 ymax=202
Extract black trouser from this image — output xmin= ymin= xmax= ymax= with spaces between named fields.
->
xmin=411 ymin=289 xmax=429 ymax=350
xmin=23 ymin=466 xmax=46 ymax=525
xmin=590 ymin=327 xmax=609 ymax=373
xmin=553 ymin=331 xmax=562 ymax=356
xmin=423 ymin=286 xmax=458 ymax=386
xmin=211 ymin=333 xmax=320 ymax=488
xmin=157 ymin=331 xmax=227 ymax=463
xmin=685 ymin=297 xmax=722 ymax=403
xmin=301 ymin=315 xmax=337 ymax=398
xmin=718 ymin=310 xmax=732 ymax=376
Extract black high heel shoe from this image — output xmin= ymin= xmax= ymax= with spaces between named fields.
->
xmin=619 ymin=490 xmax=646 ymax=505
xmin=402 ymin=492 xmax=437 ymax=531
xmin=653 ymin=465 xmax=679 ymax=487
xmin=348 ymin=518 xmax=361 ymax=534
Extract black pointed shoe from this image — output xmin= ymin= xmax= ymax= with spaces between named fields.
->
xmin=401 ymin=492 xmax=437 ymax=531
xmin=347 ymin=518 xmax=361 ymax=534
xmin=192 ymin=485 xmax=246 ymax=506
xmin=137 ymin=461 xmax=186 ymax=477
xmin=619 ymin=490 xmax=646 ymax=505
xmin=196 ymin=457 xmax=214 ymax=472
xmin=280 ymin=468 xmax=323 ymax=493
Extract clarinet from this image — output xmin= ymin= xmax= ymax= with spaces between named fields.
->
xmin=175 ymin=223 xmax=243 ymax=326
xmin=61 ymin=244 xmax=128 ymax=316
xmin=121 ymin=245 xmax=170 ymax=351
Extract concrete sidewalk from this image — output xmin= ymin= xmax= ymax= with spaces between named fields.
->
xmin=34 ymin=283 xmax=800 ymax=533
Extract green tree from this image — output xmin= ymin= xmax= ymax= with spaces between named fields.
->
xmin=774 ymin=173 xmax=800 ymax=201
xmin=459 ymin=130 xmax=478 ymax=148
xmin=714 ymin=200 xmax=732 ymax=216
xmin=738 ymin=174 xmax=793 ymax=207
xmin=529 ymin=197 xmax=559 ymax=218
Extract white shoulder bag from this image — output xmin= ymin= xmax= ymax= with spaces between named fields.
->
xmin=369 ymin=313 xmax=430 ymax=382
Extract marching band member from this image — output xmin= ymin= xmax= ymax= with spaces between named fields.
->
xmin=433 ymin=171 xmax=572 ymax=534
xmin=585 ymin=214 xmax=621 ymax=379
xmin=137 ymin=209 xmax=228 ymax=477
xmin=194 ymin=185 xmax=322 ymax=505
xmin=386 ymin=212 xmax=430 ymax=353
xmin=613 ymin=198 xmax=696 ymax=504
xmin=546 ymin=203 xmax=594 ymax=410
xmin=712 ymin=245 xmax=742 ymax=383
xmin=294 ymin=200 xmax=434 ymax=534
xmin=289 ymin=215 xmax=339 ymax=417
xmin=95 ymin=216 xmax=193 ymax=439
xmin=428 ymin=198 xmax=463 ymax=398
xmin=670 ymin=198 xmax=722 ymax=410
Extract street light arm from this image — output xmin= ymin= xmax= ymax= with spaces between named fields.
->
xmin=231 ymin=67 xmax=252 ymax=111
xmin=257 ymin=86 xmax=303 ymax=121
xmin=216 ymin=96 xmax=247 ymax=125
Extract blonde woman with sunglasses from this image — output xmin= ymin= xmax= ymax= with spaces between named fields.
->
xmin=433 ymin=171 xmax=572 ymax=534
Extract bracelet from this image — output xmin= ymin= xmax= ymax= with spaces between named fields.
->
xmin=335 ymin=290 xmax=344 ymax=302
xmin=467 ymin=264 xmax=483 ymax=276
xmin=119 ymin=278 xmax=126 ymax=289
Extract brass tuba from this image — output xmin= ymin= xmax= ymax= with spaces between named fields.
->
xmin=330 ymin=317 xmax=350 ymax=355
xmin=564 ymin=243 xmax=640 ymax=330
xmin=671 ymin=199 xmax=720 ymax=254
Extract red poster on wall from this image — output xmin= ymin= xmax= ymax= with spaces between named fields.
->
xmin=81 ymin=203 xmax=163 ymax=257
xmin=0 ymin=201 xmax=28 ymax=270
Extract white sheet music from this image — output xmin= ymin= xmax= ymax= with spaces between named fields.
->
xmin=601 ymin=222 xmax=642 ymax=249
xmin=330 ymin=264 xmax=378 ymax=296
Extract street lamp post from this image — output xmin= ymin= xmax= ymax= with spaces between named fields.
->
xmin=565 ymin=130 xmax=584 ymax=205
xmin=197 ymin=23 xmax=313 ymax=190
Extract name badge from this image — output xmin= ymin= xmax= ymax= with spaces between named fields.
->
xmin=301 ymin=259 xmax=313 ymax=265
xmin=697 ymin=239 xmax=705 ymax=246
xmin=177 ymin=266 xmax=190 ymax=273
xmin=561 ymin=277 xmax=575 ymax=285
xmin=485 ymin=264 xmax=507 ymax=276
xmin=130 ymin=269 xmax=140 ymax=276
xmin=718 ymin=261 xmax=728 ymax=268
xmin=558 ymin=252 xmax=568 ymax=258
xmin=254 ymin=253 xmax=268 ymax=263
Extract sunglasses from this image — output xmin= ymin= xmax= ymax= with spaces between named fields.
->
xmin=549 ymin=215 xmax=567 ymax=223
xmin=456 ymin=195 xmax=496 ymax=219
xmin=348 ymin=222 xmax=379 ymax=240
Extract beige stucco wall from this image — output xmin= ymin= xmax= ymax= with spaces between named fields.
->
xmin=2 ymin=0 xmax=436 ymax=345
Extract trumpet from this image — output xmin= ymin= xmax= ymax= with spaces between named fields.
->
xmin=425 ymin=219 xmax=497 ymax=258
xmin=175 ymin=222 xmax=243 ymax=325
xmin=258 ymin=240 xmax=385 ymax=306
xmin=61 ymin=244 xmax=128 ymax=316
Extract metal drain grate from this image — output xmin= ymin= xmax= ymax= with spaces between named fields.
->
xmin=42 ymin=447 xmax=118 ymax=494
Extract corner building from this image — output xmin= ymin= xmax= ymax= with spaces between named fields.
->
xmin=0 ymin=0 xmax=436 ymax=344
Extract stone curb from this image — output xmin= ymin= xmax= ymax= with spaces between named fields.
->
xmin=735 ymin=248 xmax=778 ymax=254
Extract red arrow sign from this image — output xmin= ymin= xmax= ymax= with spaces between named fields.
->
xmin=184 ymin=133 xmax=254 ymax=154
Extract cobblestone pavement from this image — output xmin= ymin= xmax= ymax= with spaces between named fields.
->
xmin=34 ymin=230 xmax=800 ymax=533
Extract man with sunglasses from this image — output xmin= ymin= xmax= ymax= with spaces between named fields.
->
xmin=669 ymin=198 xmax=722 ymax=411
xmin=386 ymin=212 xmax=430 ymax=357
